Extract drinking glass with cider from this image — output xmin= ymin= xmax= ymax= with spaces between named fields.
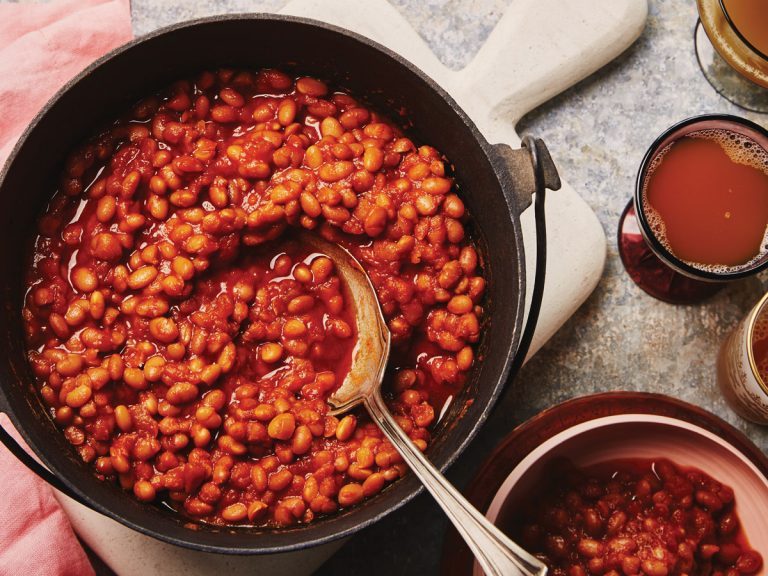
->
xmin=696 ymin=0 xmax=768 ymax=112
xmin=619 ymin=115 xmax=768 ymax=304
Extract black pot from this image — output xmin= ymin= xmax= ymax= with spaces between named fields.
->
xmin=0 ymin=15 xmax=559 ymax=555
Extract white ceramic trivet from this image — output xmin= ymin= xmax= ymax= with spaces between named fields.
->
xmin=56 ymin=1 xmax=647 ymax=574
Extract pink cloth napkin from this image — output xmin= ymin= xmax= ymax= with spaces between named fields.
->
xmin=0 ymin=0 xmax=133 ymax=165
xmin=0 ymin=1 xmax=132 ymax=574
xmin=0 ymin=416 xmax=95 ymax=576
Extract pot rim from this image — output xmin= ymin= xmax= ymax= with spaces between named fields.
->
xmin=0 ymin=13 xmax=527 ymax=554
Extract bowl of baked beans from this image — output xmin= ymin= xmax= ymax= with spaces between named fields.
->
xmin=0 ymin=15 xmax=558 ymax=553
xmin=441 ymin=393 xmax=768 ymax=575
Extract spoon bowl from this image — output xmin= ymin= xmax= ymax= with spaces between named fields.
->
xmin=299 ymin=232 xmax=391 ymax=416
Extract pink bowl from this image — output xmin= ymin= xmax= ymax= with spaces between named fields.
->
xmin=441 ymin=393 xmax=768 ymax=576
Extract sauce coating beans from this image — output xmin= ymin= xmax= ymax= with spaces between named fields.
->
xmin=21 ymin=68 xmax=485 ymax=527
xmin=503 ymin=459 xmax=763 ymax=576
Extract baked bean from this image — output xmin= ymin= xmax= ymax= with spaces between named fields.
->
xmin=736 ymin=550 xmax=763 ymax=574
xmin=260 ymin=342 xmax=283 ymax=364
xmin=337 ymin=483 xmax=364 ymax=507
xmin=114 ymin=405 xmax=132 ymax=432
xmin=221 ymin=502 xmax=248 ymax=522
xmin=577 ymin=539 xmax=603 ymax=558
xmin=271 ymin=182 xmax=301 ymax=205
xmin=283 ymin=318 xmax=307 ymax=339
xmin=250 ymin=465 xmax=268 ymax=492
xmin=72 ymin=267 xmax=98 ymax=292
xmin=218 ymin=435 xmax=247 ymax=456
xmin=211 ymin=105 xmax=238 ymax=123
xmin=56 ymin=354 xmax=83 ymax=377
xmin=287 ymin=295 xmax=314 ymax=314
xmin=339 ymin=108 xmax=370 ymax=130
xmin=277 ymin=99 xmax=297 ymax=126
xmin=267 ymin=413 xmax=296 ymax=441
xmin=134 ymin=480 xmax=156 ymax=502
xmin=91 ymin=231 xmax=123 ymax=261
xmin=419 ymin=176 xmax=451 ymax=195
xmin=166 ymin=382 xmax=199 ymax=405
xmin=641 ymin=559 xmax=668 ymax=576
xmin=296 ymin=77 xmax=327 ymax=97
xmin=355 ymin=446 xmax=374 ymax=469
xmin=293 ymin=263 xmax=312 ymax=283
xmin=362 ymin=472 xmax=385 ymax=497
xmin=217 ymin=342 xmax=236 ymax=372
xmin=65 ymin=385 xmax=92 ymax=408
xmin=308 ymin=257 xmax=332 ymax=283
xmin=87 ymin=367 xmax=109 ymax=391
xmin=123 ymin=367 xmax=147 ymax=390
xmin=96 ymin=195 xmax=117 ymax=222
xmin=696 ymin=489 xmax=724 ymax=511
xmin=291 ymin=425 xmax=313 ymax=455
xmin=220 ymin=87 xmax=244 ymax=107
xmin=408 ymin=162 xmax=430 ymax=181
xmin=300 ymin=191 xmax=322 ymax=217
xmin=33 ymin=286 xmax=54 ymax=307
xmin=149 ymin=317 xmax=179 ymax=343
xmin=334 ymin=452 xmax=350 ymax=473
xmin=318 ymin=161 xmax=354 ymax=183
xmin=171 ymin=256 xmax=195 ymax=280
xmin=248 ymin=501 xmax=268 ymax=522
xmin=335 ymin=415 xmax=357 ymax=442
xmin=127 ymin=266 xmax=158 ymax=290
xmin=363 ymin=147 xmax=384 ymax=172
xmin=134 ymin=437 xmax=161 ymax=461
xmin=319 ymin=117 xmax=343 ymax=139
xmin=447 ymin=295 xmax=473 ymax=315
xmin=330 ymin=319 xmax=352 ymax=339
xmin=364 ymin=206 xmax=387 ymax=237
xmin=443 ymin=194 xmax=465 ymax=218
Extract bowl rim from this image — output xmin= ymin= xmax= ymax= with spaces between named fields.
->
xmin=485 ymin=413 xmax=768 ymax=524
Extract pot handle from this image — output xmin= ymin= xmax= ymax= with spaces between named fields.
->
xmin=0 ymin=392 xmax=94 ymax=508
xmin=498 ymin=136 xmax=561 ymax=371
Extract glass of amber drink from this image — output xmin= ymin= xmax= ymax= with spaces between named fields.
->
xmin=618 ymin=114 xmax=768 ymax=304
xmin=696 ymin=0 xmax=768 ymax=112
xmin=718 ymin=291 xmax=768 ymax=424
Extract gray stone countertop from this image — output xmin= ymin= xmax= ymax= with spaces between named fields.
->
xmin=132 ymin=0 xmax=768 ymax=573
xmin=6 ymin=0 xmax=766 ymax=573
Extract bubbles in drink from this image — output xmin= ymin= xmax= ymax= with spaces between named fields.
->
xmin=641 ymin=127 xmax=768 ymax=274
xmin=691 ymin=129 xmax=768 ymax=171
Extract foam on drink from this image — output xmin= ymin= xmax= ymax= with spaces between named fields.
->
xmin=641 ymin=127 xmax=768 ymax=274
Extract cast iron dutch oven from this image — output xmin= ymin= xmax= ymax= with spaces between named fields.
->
xmin=0 ymin=15 xmax=560 ymax=554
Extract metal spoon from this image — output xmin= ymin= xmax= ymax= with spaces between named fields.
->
xmin=301 ymin=232 xmax=547 ymax=576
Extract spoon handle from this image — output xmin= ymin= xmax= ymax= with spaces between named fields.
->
xmin=364 ymin=390 xmax=547 ymax=576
